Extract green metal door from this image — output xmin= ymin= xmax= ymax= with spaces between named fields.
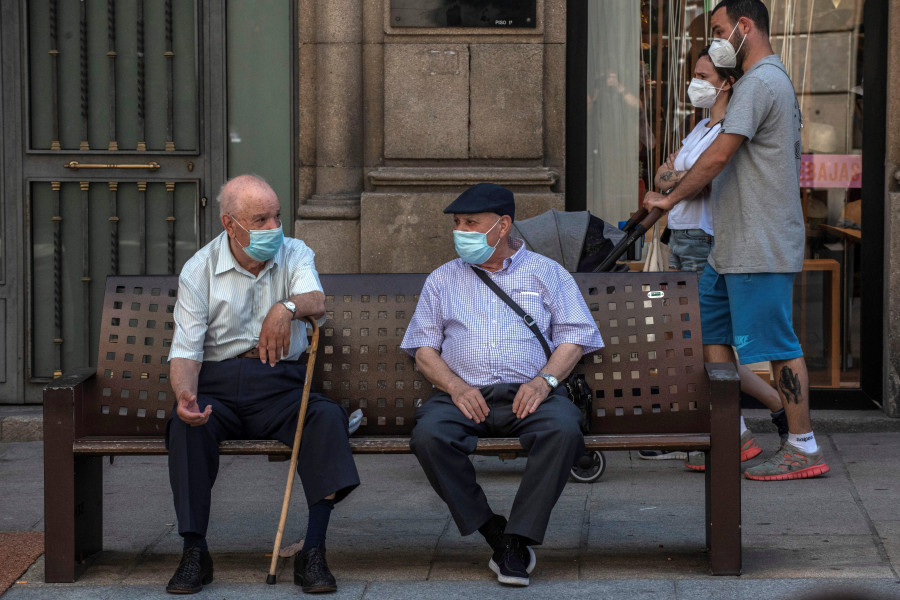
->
xmin=1 ymin=1 xmax=293 ymax=402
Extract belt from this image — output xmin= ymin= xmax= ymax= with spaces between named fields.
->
xmin=236 ymin=347 xmax=260 ymax=359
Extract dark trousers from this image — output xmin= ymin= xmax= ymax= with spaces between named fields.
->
xmin=410 ymin=384 xmax=584 ymax=545
xmin=166 ymin=357 xmax=360 ymax=537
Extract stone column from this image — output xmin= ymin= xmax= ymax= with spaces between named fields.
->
xmin=296 ymin=0 xmax=363 ymax=273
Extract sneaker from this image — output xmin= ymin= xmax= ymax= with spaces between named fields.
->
xmin=638 ymin=449 xmax=688 ymax=460
xmin=684 ymin=451 xmax=705 ymax=471
xmin=744 ymin=442 xmax=830 ymax=481
xmin=481 ymin=516 xmax=536 ymax=575
xmin=166 ymin=547 xmax=213 ymax=594
xmin=739 ymin=430 xmax=763 ymax=461
xmin=479 ymin=514 xmax=508 ymax=553
xmin=684 ymin=431 xmax=763 ymax=472
xmin=294 ymin=547 xmax=337 ymax=593
xmin=488 ymin=534 xmax=534 ymax=586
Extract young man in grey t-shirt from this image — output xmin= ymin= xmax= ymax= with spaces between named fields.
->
xmin=644 ymin=0 xmax=828 ymax=481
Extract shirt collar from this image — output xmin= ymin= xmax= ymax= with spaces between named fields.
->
xmin=469 ymin=237 xmax=526 ymax=274
xmin=213 ymin=230 xmax=281 ymax=277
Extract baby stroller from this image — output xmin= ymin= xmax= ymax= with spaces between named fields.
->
xmin=510 ymin=207 xmax=663 ymax=482
xmin=510 ymin=207 xmax=662 ymax=274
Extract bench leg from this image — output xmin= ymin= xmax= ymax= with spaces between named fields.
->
xmin=44 ymin=383 xmax=104 ymax=582
xmin=45 ymin=454 xmax=103 ymax=583
xmin=705 ymin=362 xmax=742 ymax=575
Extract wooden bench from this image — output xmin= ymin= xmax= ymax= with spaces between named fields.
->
xmin=43 ymin=272 xmax=742 ymax=582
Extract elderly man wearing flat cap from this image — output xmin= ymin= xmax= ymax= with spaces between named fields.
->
xmin=401 ymin=183 xmax=604 ymax=586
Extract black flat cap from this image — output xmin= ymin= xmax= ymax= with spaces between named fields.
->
xmin=443 ymin=183 xmax=515 ymax=220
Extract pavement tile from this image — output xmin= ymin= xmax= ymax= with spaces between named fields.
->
xmin=741 ymin=534 xmax=896 ymax=578
xmin=361 ymin=579 xmax=676 ymax=599
xmin=675 ymin=578 xmax=900 ymax=600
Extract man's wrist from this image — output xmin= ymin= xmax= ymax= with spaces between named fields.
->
xmin=279 ymin=300 xmax=297 ymax=318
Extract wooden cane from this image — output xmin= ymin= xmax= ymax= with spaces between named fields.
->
xmin=266 ymin=317 xmax=320 ymax=585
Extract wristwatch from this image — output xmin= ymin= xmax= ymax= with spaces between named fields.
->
xmin=280 ymin=300 xmax=297 ymax=317
xmin=538 ymin=372 xmax=558 ymax=389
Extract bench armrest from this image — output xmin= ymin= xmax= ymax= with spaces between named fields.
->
xmin=44 ymin=367 xmax=97 ymax=391
xmin=44 ymin=368 xmax=96 ymax=441
xmin=703 ymin=361 xmax=741 ymax=453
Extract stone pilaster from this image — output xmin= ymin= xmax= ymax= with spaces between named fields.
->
xmin=295 ymin=0 xmax=364 ymax=272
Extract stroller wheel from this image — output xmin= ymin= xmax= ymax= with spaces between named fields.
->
xmin=570 ymin=450 xmax=605 ymax=483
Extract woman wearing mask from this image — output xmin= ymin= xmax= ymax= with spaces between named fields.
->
xmin=653 ymin=45 xmax=740 ymax=272
xmin=641 ymin=46 xmax=789 ymax=467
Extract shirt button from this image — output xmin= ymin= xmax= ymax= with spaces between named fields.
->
xmin=490 ymin=343 xmax=496 ymax=348
xmin=492 ymin=320 xmax=497 ymax=324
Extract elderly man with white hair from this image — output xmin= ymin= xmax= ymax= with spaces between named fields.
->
xmin=165 ymin=174 xmax=359 ymax=594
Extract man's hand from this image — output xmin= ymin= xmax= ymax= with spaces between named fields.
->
xmin=449 ymin=383 xmax=490 ymax=424
xmin=512 ymin=378 xmax=552 ymax=419
xmin=643 ymin=190 xmax=678 ymax=212
xmin=176 ymin=390 xmax=212 ymax=426
xmin=258 ymin=303 xmax=293 ymax=366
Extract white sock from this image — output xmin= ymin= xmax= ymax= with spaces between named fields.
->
xmin=788 ymin=431 xmax=818 ymax=453
xmin=739 ymin=416 xmax=747 ymax=435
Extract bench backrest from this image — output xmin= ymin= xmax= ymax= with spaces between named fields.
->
xmin=319 ymin=272 xmax=709 ymax=436
xmin=84 ymin=272 xmax=709 ymax=437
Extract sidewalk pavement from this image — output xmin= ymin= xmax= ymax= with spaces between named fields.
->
xmin=1 ymin=417 xmax=899 ymax=599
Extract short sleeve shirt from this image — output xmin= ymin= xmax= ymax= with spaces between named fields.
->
xmin=710 ymin=55 xmax=805 ymax=274
xmin=169 ymin=232 xmax=323 ymax=362
xmin=400 ymin=238 xmax=604 ymax=387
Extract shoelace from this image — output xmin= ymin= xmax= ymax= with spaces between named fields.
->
xmin=303 ymin=550 xmax=331 ymax=580
xmin=172 ymin=548 xmax=202 ymax=582
xmin=499 ymin=536 xmax=528 ymax=573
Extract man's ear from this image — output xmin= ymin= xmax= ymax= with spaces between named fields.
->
xmin=222 ymin=213 xmax=233 ymax=237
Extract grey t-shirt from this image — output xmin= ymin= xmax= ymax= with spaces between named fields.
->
xmin=709 ymin=55 xmax=805 ymax=274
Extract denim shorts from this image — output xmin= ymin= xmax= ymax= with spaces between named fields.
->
xmin=698 ymin=263 xmax=803 ymax=364
xmin=668 ymin=228 xmax=713 ymax=272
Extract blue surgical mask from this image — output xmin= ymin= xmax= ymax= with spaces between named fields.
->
xmin=230 ymin=214 xmax=284 ymax=261
xmin=453 ymin=217 xmax=502 ymax=265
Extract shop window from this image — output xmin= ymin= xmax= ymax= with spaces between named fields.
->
xmin=586 ymin=0 xmax=865 ymax=388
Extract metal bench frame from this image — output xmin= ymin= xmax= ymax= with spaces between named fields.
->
xmin=44 ymin=273 xmax=741 ymax=582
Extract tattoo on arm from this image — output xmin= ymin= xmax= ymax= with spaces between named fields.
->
xmin=778 ymin=367 xmax=802 ymax=404
xmin=660 ymin=171 xmax=675 ymax=181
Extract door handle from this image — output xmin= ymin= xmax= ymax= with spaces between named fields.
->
xmin=64 ymin=161 xmax=161 ymax=171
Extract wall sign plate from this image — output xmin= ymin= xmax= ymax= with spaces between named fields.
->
xmin=389 ymin=0 xmax=537 ymax=28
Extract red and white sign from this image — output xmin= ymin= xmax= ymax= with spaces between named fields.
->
xmin=799 ymin=154 xmax=862 ymax=189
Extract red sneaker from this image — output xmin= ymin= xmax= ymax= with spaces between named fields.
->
xmin=744 ymin=443 xmax=830 ymax=481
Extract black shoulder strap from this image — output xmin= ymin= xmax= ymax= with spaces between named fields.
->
xmin=471 ymin=266 xmax=552 ymax=360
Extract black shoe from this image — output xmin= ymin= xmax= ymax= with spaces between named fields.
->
xmin=479 ymin=514 xmax=508 ymax=553
xmin=488 ymin=534 xmax=535 ymax=586
xmin=165 ymin=547 xmax=213 ymax=594
xmin=294 ymin=547 xmax=337 ymax=594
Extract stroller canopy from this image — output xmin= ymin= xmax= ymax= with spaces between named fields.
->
xmin=511 ymin=209 xmax=626 ymax=272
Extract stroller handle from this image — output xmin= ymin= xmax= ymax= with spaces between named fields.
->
xmin=593 ymin=207 xmax=664 ymax=272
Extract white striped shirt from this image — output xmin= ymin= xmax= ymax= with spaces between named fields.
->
xmin=401 ymin=238 xmax=604 ymax=387
xmin=169 ymin=231 xmax=323 ymax=362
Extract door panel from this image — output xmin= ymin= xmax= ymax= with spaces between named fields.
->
xmin=15 ymin=0 xmax=218 ymax=398
xmin=29 ymin=179 xmax=199 ymax=379
xmin=27 ymin=0 xmax=198 ymax=153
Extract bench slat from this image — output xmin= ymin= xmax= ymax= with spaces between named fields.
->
xmin=72 ymin=434 xmax=711 ymax=456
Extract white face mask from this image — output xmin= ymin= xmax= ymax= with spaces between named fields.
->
xmin=687 ymin=78 xmax=725 ymax=109
xmin=709 ymin=21 xmax=746 ymax=69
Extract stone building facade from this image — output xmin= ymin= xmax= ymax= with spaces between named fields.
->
xmin=292 ymin=0 xmax=899 ymax=416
